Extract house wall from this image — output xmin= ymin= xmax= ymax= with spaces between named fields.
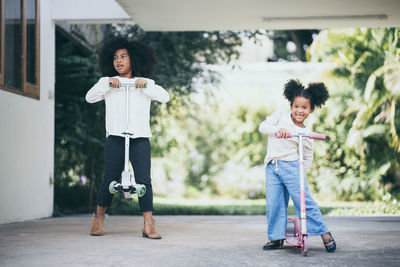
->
xmin=0 ymin=0 xmax=55 ymax=223
xmin=0 ymin=0 xmax=131 ymax=224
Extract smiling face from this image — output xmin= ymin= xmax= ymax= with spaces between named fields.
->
xmin=113 ymin=48 xmax=132 ymax=78
xmin=290 ymin=96 xmax=313 ymax=127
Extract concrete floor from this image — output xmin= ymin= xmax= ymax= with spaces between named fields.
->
xmin=0 ymin=215 xmax=399 ymax=267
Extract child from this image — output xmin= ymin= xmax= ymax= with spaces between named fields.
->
xmin=86 ymin=37 xmax=170 ymax=239
xmin=259 ymin=79 xmax=336 ymax=252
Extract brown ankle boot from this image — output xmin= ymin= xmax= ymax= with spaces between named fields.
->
xmin=90 ymin=212 xmax=105 ymax=236
xmin=142 ymin=217 xmax=161 ymax=239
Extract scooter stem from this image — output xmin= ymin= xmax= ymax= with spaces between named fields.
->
xmin=124 ymin=85 xmax=130 ymax=172
xmin=298 ymin=134 xmax=307 ymax=234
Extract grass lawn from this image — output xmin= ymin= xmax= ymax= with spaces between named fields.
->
xmin=108 ymin=196 xmax=400 ymax=216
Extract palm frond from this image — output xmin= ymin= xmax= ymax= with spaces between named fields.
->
xmin=390 ymin=100 xmax=400 ymax=152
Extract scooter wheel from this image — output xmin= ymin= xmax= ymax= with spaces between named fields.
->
xmin=136 ymin=184 xmax=146 ymax=197
xmin=301 ymin=235 xmax=308 ymax=257
xmin=109 ymin=181 xmax=118 ymax=194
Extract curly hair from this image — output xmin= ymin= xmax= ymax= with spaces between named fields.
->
xmin=98 ymin=37 xmax=157 ymax=78
xmin=283 ymin=79 xmax=329 ymax=109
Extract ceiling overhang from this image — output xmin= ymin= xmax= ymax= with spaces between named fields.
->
xmin=116 ymin=0 xmax=400 ymax=31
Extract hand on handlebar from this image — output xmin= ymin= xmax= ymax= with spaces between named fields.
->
xmin=134 ymin=78 xmax=147 ymax=89
xmin=277 ymin=128 xmax=291 ymax=138
xmin=108 ymin=78 xmax=121 ymax=88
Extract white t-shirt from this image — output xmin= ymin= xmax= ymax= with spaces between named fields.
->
xmin=259 ymin=110 xmax=313 ymax=170
xmin=85 ymin=76 xmax=170 ymax=138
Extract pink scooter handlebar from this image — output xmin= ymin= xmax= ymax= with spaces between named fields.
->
xmin=276 ymin=132 xmax=326 ymax=140
xmin=308 ymin=132 xmax=326 ymax=140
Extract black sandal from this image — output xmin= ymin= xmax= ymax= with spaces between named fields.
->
xmin=263 ymin=239 xmax=284 ymax=251
xmin=324 ymin=232 xmax=336 ymax=253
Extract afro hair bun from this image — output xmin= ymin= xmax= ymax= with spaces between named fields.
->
xmin=283 ymin=79 xmax=305 ymax=102
xmin=306 ymin=82 xmax=329 ymax=108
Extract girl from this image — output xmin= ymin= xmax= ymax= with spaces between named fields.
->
xmin=259 ymin=79 xmax=336 ymax=252
xmin=86 ymin=37 xmax=170 ymax=239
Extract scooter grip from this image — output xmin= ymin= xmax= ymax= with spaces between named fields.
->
xmin=309 ymin=132 xmax=326 ymax=140
xmin=276 ymin=132 xmax=292 ymax=138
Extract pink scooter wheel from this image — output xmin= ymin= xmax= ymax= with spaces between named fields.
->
xmin=301 ymin=235 xmax=308 ymax=256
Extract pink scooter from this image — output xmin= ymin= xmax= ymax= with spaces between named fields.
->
xmin=276 ymin=132 xmax=326 ymax=256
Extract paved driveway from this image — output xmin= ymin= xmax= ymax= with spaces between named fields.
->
xmin=1 ymin=216 xmax=399 ymax=266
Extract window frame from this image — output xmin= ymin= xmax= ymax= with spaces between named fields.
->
xmin=0 ymin=0 xmax=40 ymax=100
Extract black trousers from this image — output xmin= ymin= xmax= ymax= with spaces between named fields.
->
xmin=97 ymin=135 xmax=154 ymax=212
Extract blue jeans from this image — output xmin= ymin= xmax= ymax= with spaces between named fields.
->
xmin=265 ymin=160 xmax=328 ymax=241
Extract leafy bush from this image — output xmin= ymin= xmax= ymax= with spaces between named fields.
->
xmin=308 ymin=28 xmax=400 ymax=202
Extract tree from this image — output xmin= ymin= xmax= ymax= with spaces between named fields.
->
xmin=105 ymin=25 xmax=261 ymax=95
xmin=54 ymin=24 xmax=263 ymax=212
xmin=267 ymin=30 xmax=319 ymax=61
xmin=54 ymin=25 xmax=105 ymax=213
xmin=308 ymin=28 xmax=400 ymax=201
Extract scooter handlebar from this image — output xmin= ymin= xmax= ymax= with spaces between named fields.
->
xmin=308 ymin=132 xmax=326 ymax=140
xmin=276 ymin=132 xmax=326 ymax=140
xmin=109 ymin=82 xmax=147 ymax=88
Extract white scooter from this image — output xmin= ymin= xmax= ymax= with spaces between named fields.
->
xmin=108 ymin=82 xmax=146 ymax=199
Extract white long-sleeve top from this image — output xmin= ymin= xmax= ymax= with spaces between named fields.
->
xmin=258 ymin=110 xmax=313 ymax=170
xmin=85 ymin=76 xmax=170 ymax=138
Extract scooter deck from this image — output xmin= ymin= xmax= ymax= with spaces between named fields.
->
xmin=109 ymin=181 xmax=146 ymax=198
xmin=285 ymin=237 xmax=301 ymax=247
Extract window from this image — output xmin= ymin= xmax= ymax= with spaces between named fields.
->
xmin=0 ymin=0 xmax=39 ymax=99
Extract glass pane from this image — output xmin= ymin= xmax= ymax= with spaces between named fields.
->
xmin=26 ymin=0 xmax=36 ymax=84
xmin=5 ymin=0 xmax=22 ymax=90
